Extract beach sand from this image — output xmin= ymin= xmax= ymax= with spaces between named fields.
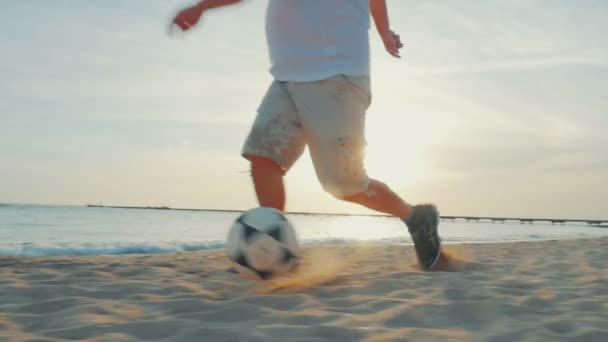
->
xmin=1 ymin=237 xmax=607 ymax=341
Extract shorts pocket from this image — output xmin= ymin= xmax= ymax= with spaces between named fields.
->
xmin=339 ymin=74 xmax=372 ymax=108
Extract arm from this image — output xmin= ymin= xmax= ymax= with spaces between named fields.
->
xmin=370 ymin=0 xmax=390 ymax=37
xmin=195 ymin=0 xmax=242 ymax=11
xmin=173 ymin=0 xmax=243 ymax=31
xmin=369 ymin=0 xmax=403 ymax=58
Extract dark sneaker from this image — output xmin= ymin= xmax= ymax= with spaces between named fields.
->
xmin=405 ymin=204 xmax=442 ymax=271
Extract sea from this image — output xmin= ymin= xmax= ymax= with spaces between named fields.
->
xmin=1 ymin=203 xmax=607 ymax=257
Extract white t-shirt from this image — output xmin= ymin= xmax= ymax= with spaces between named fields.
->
xmin=265 ymin=0 xmax=371 ymax=82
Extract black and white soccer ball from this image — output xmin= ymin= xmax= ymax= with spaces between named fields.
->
xmin=226 ymin=207 xmax=299 ymax=280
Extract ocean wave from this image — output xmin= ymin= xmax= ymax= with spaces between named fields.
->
xmin=0 ymin=241 xmax=227 ymax=257
xmin=0 ymin=234 xmax=594 ymax=257
xmin=0 ymin=238 xmax=411 ymax=257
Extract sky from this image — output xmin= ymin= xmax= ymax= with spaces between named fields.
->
xmin=1 ymin=0 xmax=607 ymax=219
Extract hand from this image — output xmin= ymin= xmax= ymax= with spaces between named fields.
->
xmin=381 ymin=30 xmax=403 ymax=58
xmin=172 ymin=5 xmax=205 ymax=31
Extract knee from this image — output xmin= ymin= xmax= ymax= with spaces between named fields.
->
xmin=246 ymin=155 xmax=283 ymax=174
xmin=318 ymin=173 xmax=370 ymax=200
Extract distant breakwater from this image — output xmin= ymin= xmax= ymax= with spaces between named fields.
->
xmin=85 ymin=204 xmax=608 ymax=228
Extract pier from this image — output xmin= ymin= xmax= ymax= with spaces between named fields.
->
xmin=85 ymin=205 xmax=608 ymax=228
xmin=439 ymin=215 xmax=607 ymax=227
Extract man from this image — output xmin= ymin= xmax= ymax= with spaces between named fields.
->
xmin=172 ymin=0 xmax=443 ymax=270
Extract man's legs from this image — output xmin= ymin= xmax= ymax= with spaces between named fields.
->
xmin=245 ymin=76 xmax=406 ymax=217
xmin=344 ymin=181 xmax=442 ymax=270
xmin=249 ymin=156 xmax=286 ymax=212
xmin=342 ymin=179 xmax=412 ymax=220
xmin=248 ymin=155 xmax=414 ymax=221
xmin=241 ymin=80 xmax=306 ymax=213
xmin=285 ymin=76 xmax=410 ymax=219
xmin=287 ymin=75 xmax=442 ymax=270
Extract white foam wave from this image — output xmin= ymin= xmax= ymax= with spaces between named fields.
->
xmin=0 ymin=238 xmax=408 ymax=257
xmin=0 ymin=234 xmax=592 ymax=257
xmin=0 ymin=241 xmax=226 ymax=257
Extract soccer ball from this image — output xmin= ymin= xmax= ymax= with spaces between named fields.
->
xmin=226 ymin=207 xmax=299 ymax=280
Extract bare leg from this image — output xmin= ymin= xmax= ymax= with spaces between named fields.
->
xmin=344 ymin=179 xmax=443 ymax=271
xmin=342 ymin=179 xmax=412 ymax=220
xmin=248 ymin=155 xmax=286 ymax=212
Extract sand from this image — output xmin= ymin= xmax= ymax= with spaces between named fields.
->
xmin=1 ymin=237 xmax=607 ymax=342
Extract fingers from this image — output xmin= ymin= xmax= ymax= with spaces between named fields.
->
xmin=385 ymin=43 xmax=400 ymax=58
xmin=383 ymin=40 xmax=401 ymax=58
xmin=389 ymin=31 xmax=403 ymax=58
xmin=396 ymin=38 xmax=403 ymax=49
xmin=173 ymin=15 xmax=192 ymax=31
xmin=392 ymin=32 xmax=404 ymax=49
xmin=384 ymin=43 xmax=400 ymax=58
xmin=171 ymin=7 xmax=199 ymax=32
xmin=179 ymin=20 xmax=192 ymax=30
